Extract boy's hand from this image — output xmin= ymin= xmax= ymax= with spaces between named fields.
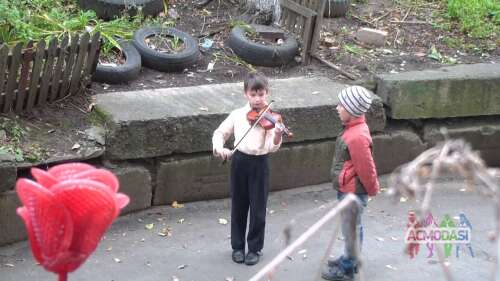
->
xmin=274 ymin=126 xmax=282 ymax=135
xmin=213 ymin=148 xmax=233 ymax=161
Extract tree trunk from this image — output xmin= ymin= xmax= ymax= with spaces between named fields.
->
xmin=239 ymin=0 xmax=281 ymax=25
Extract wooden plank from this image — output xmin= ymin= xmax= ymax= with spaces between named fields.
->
xmin=0 ymin=45 xmax=9 ymax=107
xmin=302 ymin=16 xmax=313 ymax=64
xmin=58 ymin=34 xmax=79 ymax=99
xmin=309 ymin=0 xmax=326 ymax=56
xmin=25 ymin=40 xmax=46 ymax=111
xmin=69 ymin=32 xmax=90 ymax=95
xmin=50 ymin=36 xmax=69 ymax=101
xmin=14 ymin=41 xmax=34 ymax=113
xmin=287 ymin=10 xmax=297 ymax=31
xmin=3 ymin=43 xmax=23 ymax=113
xmin=81 ymin=32 xmax=101 ymax=86
xmin=281 ymin=0 xmax=316 ymax=18
xmin=38 ymin=37 xmax=58 ymax=106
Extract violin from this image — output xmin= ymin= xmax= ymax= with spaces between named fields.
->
xmin=247 ymin=106 xmax=293 ymax=138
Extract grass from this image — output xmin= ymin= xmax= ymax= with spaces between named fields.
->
xmin=445 ymin=0 xmax=499 ymax=38
xmin=0 ymin=0 xmax=167 ymax=55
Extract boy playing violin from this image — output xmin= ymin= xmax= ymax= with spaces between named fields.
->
xmin=212 ymin=72 xmax=282 ymax=266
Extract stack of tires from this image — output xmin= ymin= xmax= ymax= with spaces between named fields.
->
xmin=84 ymin=1 xmax=201 ymax=84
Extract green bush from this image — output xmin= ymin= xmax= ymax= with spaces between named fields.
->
xmin=445 ymin=0 xmax=499 ymax=38
xmin=0 ymin=0 xmax=145 ymax=53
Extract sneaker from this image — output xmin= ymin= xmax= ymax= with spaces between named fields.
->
xmin=232 ymin=249 xmax=245 ymax=264
xmin=327 ymin=255 xmax=345 ymax=267
xmin=321 ymin=264 xmax=354 ymax=281
xmin=244 ymin=252 xmax=260 ymax=266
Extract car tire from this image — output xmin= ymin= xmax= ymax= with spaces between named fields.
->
xmin=226 ymin=24 xmax=298 ymax=67
xmin=324 ymin=0 xmax=350 ymax=18
xmin=77 ymin=0 xmax=164 ymax=20
xmin=132 ymin=26 xmax=200 ymax=72
xmin=92 ymin=40 xmax=141 ymax=84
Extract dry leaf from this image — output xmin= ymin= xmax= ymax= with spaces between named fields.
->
xmin=172 ymin=201 xmax=184 ymax=208
xmin=177 ymin=264 xmax=187 ymax=269
xmin=145 ymin=223 xmax=154 ymax=230
xmin=218 ymin=218 xmax=228 ymax=225
xmin=158 ymin=227 xmax=172 ymax=237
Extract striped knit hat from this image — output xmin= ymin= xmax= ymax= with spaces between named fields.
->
xmin=338 ymin=86 xmax=373 ymax=117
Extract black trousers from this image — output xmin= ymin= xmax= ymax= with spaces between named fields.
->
xmin=230 ymin=150 xmax=269 ymax=253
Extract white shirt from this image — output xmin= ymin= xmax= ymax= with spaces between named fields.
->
xmin=212 ymin=103 xmax=282 ymax=155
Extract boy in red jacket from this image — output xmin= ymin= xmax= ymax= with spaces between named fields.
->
xmin=322 ymin=86 xmax=380 ymax=281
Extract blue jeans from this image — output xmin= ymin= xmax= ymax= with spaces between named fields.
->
xmin=337 ymin=192 xmax=368 ymax=263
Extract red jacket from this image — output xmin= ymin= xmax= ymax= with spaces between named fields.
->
xmin=330 ymin=116 xmax=379 ymax=196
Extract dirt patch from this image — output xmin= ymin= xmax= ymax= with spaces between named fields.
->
xmin=3 ymin=0 xmax=499 ymax=168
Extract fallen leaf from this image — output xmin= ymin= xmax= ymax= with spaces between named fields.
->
xmin=158 ymin=227 xmax=172 ymax=237
xmin=172 ymin=201 xmax=184 ymax=208
xmin=219 ymin=218 xmax=228 ymax=225
xmin=145 ymin=223 xmax=154 ymax=230
xmin=114 ymin=258 xmax=122 ymax=263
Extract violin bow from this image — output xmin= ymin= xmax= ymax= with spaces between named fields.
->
xmin=221 ymin=100 xmax=275 ymax=164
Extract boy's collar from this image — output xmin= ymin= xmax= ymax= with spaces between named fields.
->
xmin=345 ymin=115 xmax=366 ymax=128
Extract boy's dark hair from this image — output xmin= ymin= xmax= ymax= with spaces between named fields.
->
xmin=244 ymin=72 xmax=269 ymax=92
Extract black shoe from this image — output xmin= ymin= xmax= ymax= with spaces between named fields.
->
xmin=327 ymin=255 xmax=344 ymax=267
xmin=244 ymin=252 xmax=260 ymax=266
xmin=321 ymin=265 xmax=354 ymax=281
xmin=232 ymin=250 xmax=245 ymax=264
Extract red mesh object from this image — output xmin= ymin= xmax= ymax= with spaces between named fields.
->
xmin=16 ymin=163 xmax=130 ymax=281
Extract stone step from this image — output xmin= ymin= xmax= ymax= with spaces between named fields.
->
xmin=376 ymin=63 xmax=500 ymax=119
xmin=96 ymin=77 xmax=386 ymax=160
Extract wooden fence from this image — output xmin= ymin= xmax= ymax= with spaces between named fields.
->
xmin=0 ymin=32 xmax=101 ymax=114
xmin=280 ymin=0 xmax=326 ymax=64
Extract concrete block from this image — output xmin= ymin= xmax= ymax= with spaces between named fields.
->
xmin=111 ymin=164 xmax=152 ymax=214
xmin=376 ymin=63 xmax=500 ymax=119
xmin=154 ymin=141 xmax=335 ymax=205
xmin=355 ymin=28 xmax=387 ymax=47
xmin=373 ymin=128 xmax=427 ymax=175
xmin=0 ymin=191 xmax=27 ymax=246
xmin=96 ymin=77 xmax=385 ymax=160
xmin=423 ymin=117 xmax=500 ymax=167
xmin=0 ymin=163 xmax=16 ymax=192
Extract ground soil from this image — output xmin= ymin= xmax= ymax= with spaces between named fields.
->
xmin=2 ymin=0 xmax=499 ymax=169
